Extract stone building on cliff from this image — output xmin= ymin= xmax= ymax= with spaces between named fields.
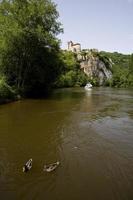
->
xmin=68 ymin=41 xmax=81 ymax=53
xmin=67 ymin=41 xmax=112 ymax=85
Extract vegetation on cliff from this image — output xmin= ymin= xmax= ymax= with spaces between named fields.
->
xmin=54 ymin=51 xmax=89 ymax=88
xmin=100 ymin=52 xmax=133 ymax=87
xmin=56 ymin=50 xmax=133 ymax=88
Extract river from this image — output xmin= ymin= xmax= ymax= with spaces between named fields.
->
xmin=0 ymin=87 xmax=133 ymax=200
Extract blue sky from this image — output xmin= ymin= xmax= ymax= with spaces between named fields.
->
xmin=54 ymin=0 xmax=133 ymax=54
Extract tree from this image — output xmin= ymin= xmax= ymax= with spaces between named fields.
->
xmin=54 ymin=51 xmax=89 ymax=88
xmin=129 ymin=54 xmax=133 ymax=73
xmin=0 ymin=0 xmax=63 ymax=96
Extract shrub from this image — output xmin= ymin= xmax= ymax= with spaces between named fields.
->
xmin=0 ymin=76 xmax=16 ymax=100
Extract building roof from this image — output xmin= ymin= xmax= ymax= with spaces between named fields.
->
xmin=68 ymin=41 xmax=80 ymax=46
xmin=72 ymin=43 xmax=80 ymax=46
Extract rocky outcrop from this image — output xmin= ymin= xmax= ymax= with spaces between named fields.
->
xmin=67 ymin=41 xmax=113 ymax=85
xmin=78 ymin=51 xmax=113 ymax=85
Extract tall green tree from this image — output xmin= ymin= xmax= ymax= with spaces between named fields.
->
xmin=0 ymin=0 xmax=63 ymax=96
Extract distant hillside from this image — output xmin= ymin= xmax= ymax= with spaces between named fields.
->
xmin=99 ymin=51 xmax=133 ymax=87
xmin=100 ymin=51 xmax=130 ymax=68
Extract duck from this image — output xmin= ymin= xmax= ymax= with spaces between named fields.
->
xmin=23 ymin=158 xmax=33 ymax=172
xmin=43 ymin=161 xmax=60 ymax=172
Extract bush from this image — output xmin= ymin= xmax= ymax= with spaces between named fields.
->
xmin=110 ymin=65 xmax=131 ymax=88
xmin=55 ymin=71 xmax=76 ymax=87
xmin=76 ymin=71 xmax=89 ymax=86
xmin=55 ymin=68 xmax=90 ymax=88
xmin=55 ymin=50 xmax=90 ymax=88
xmin=0 ymin=77 xmax=16 ymax=100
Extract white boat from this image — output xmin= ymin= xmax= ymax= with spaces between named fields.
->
xmin=84 ymin=83 xmax=92 ymax=90
xmin=43 ymin=161 xmax=60 ymax=172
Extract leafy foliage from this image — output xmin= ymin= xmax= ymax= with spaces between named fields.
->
xmin=100 ymin=51 xmax=130 ymax=68
xmin=55 ymin=51 xmax=89 ymax=88
xmin=0 ymin=0 xmax=63 ymax=97
xmin=105 ymin=53 xmax=133 ymax=88
xmin=0 ymin=76 xmax=16 ymax=100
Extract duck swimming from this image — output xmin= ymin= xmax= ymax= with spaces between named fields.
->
xmin=23 ymin=158 xmax=33 ymax=172
xmin=43 ymin=161 xmax=60 ymax=172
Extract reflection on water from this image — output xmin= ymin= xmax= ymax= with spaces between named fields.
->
xmin=0 ymin=87 xmax=133 ymax=200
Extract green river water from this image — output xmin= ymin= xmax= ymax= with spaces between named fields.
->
xmin=0 ymin=87 xmax=133 ymax=200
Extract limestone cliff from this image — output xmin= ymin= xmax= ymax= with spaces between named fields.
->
xmin=77 ymin=50 xmax=113 ymax=85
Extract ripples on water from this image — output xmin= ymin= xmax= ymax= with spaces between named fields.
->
xmin=0 ymin=87 xmax=133 ymax=200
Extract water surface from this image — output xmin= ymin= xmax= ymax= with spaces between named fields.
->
xmin=0 ymin=87 xmax=133 ymax=200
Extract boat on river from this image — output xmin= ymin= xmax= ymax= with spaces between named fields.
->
xmin=84 ymin=83 xmax=92 ymax=90
xmin=23 ymin=158 xmax=33 ymax=172
xmin=43 ymin=161 xmax=60 ymax=172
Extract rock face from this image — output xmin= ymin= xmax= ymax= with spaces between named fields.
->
xmin=67 ymin=41 xmax=113 ymax=85
xmin=79 ymin=53 xmax=113 ymax=85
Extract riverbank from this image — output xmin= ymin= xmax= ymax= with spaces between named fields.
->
xmin=0 ymin=95 xmax=21 ymax=105
xmin=1 ymin=85 xmax=133 ymax=105
xmin=0 ymin=98 xmax=14 ymax=105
